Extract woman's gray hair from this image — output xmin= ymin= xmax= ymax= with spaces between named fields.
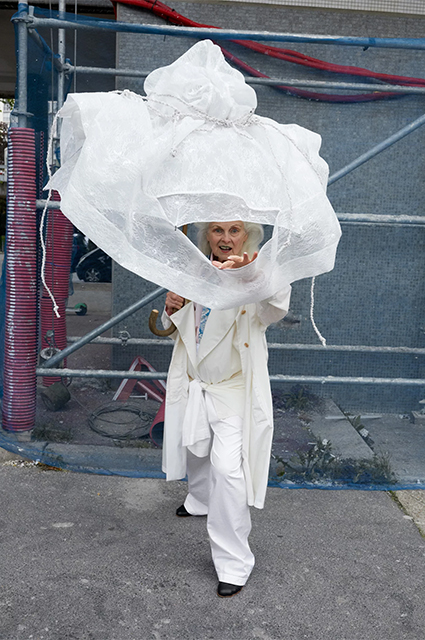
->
xmin=195 ymin=221 xmax=264 ymax=259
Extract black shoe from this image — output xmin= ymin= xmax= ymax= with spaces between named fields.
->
xmin=176 ymin=504 xmax=192 ymax=517
xmin=217 ymin=582 xmax=243 ymax=598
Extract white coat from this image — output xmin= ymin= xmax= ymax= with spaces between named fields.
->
xmin=162 ymin=287 xmax=291 ymax=509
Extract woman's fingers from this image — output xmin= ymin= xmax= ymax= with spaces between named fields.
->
xmin=213 ymin=259 xmax=236 ymax=269
xmin=213 ymin=252 xmax=259 ymax=270
xmin=223 ymin=252 xmax=258 ymax=269
xmin=228 ymin=255 xmax=244 ymax=265
xmin=165 ymin=291 xmax=184 ymax=313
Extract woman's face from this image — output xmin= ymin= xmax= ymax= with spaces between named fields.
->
xmin=206 ymin=221 xmax=248 ymax=263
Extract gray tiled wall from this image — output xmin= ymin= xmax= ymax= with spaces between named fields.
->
xmin=111 ymin=2 xmax=425 ymax=412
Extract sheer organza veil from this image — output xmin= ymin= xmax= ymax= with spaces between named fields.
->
xmin=47 ymin=39 xmax=341 ymax=310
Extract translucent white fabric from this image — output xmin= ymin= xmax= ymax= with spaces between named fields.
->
xmin=47 ymin=39 xmax=341 ymax=309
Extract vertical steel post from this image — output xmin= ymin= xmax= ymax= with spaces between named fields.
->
xmin=57 ymin=0 xmax=66 ymax=110
xmin=16 ymin=1 xmax=28 ymax=128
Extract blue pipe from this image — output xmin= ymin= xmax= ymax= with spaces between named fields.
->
xmin=26 ymin=15 xmax=425 ymax=50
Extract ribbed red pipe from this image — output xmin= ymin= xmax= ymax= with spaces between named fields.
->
xmin=2 ymin=128 xmax=38 ymax=431
xmin=40 ymin=191 xmax=73 ymax=386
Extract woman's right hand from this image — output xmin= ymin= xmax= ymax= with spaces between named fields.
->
xmin=165 ymin=291 xmax=185 ymax=315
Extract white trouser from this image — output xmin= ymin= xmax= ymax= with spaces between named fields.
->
xmin=183 ymin=399 xmax=255 ymax=586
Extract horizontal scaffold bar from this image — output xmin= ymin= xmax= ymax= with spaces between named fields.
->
xmin=35 ymin=200 xmax=425 ymax=226
xmin=35 ymin=368 xmax=425 ymax=386
xmin=66 ymin=336 xmax=425 ymax=356
xmin=269 ymin=375 xmax=425 ymax=386
xmin=337 ymin=213 xmax=425 ymax=226
xmin=36 ymin=368 xmax=168 ymax=379
xmin=64 ymin=65 xmax=425 ymax=94
xmin=36 ymin=200 xmax=61 ymax=210
xmin=26 ymin=15 xmax=425 ymax=50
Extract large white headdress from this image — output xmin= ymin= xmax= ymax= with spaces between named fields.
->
xmin=48 ymin=40 xmax=341 ymax=309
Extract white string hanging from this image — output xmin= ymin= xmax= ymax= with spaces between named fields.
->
xmin=310 ymin=276 xmax=327 ymax=347
xmin=40 ymin=109 xmax=61 ymax=319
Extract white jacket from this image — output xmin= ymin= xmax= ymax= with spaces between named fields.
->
xmin=162 ymin=287 xmax=291 ymax=509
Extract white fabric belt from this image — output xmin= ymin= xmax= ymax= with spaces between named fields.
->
xmin=182 ymin=375 xmax=243 ymax=457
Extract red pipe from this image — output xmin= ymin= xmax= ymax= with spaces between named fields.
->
xmin=120 ymin=0 xmax=425 ymax=87
xmin=40 ymin=191 xmax=73 ymax=386
xmin=2 ymin=128 xmax=38 ymax=431
xmin=114 ymin=0 xmax=425 ymax=101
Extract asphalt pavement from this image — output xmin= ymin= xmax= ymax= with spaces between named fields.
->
xmin=1 ymin=461 xmax=425 ymax=640
xmin=2 ymin=259 xmax=425 ymax=639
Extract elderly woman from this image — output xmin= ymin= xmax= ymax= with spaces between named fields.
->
xmin=162 ymin=221 xmax=291 ymax=598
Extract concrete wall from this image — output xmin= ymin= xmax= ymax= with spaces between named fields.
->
xmin=111 ymin=1 xmax=425 ymax=412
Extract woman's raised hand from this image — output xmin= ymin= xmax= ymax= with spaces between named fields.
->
xmin=165 ymin=291 xmax=185 ymax=315
xmin=212 ymin=252 xmax=258 ymax=270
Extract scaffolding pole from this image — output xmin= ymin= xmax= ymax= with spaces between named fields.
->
xmin=61 ymin=64 xmax=425 ymax=94
xmin=57 ymin=0 xmax=66 ymax=111
xmin=14 ymin=1 xmax=29 ymax=128
xmin=35 ymin=368 xmax=425 ymax=387
xmin=36 ymin=201 xmax=425 ymax=226
xmin=65 ymin=336 xmax=425 ymax=356
xmin=26 ymin=15 xmax=425 ymax=50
